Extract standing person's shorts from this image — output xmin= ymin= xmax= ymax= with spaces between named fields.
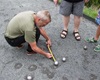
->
xmin=59 ymin=0 xmax=84 ymax=17
xmin=95 ymin=11 xmax=100 ymax=25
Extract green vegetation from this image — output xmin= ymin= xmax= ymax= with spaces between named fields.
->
xmin=85 ymin=0 xmax=100 ymax=9
xmin=84 ymin=0 xmax=100 ymax=19
xmin=83 ymin=7 xmax=98 ymax=19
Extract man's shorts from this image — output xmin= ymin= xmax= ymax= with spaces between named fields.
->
xmin=95 ymin=11 xmax=100 ymax=25
xmin=96 ymin=18 xmax=100 ymax=25
xmin=59 ymin=0 xmax=84 ymax=17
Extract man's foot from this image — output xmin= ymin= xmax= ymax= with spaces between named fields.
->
xmin=60 ymin=30 xmax=68 ymax=39
xmin=85 ymin=37 xmax=97 ymax=43
xmin=94 ymin=44 xmax=100 ymax=52
xmin=16 ymin=45 xmax=23 ymax=49
xmin=27 ymin=51 xmax=37 ymax=56
xmin=73 ymin=32 xmax=81 ymax=41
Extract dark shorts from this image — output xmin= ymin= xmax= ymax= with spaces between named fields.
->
xmin=4 ymin=35 xmax=25 ymax=47
xmin=59 ymin=0 xmax=84 ymax=16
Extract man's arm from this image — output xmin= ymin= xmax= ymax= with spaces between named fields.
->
xmin=29 ymin=41 xmax=52 ymax=58
xmin=39 ymin=27 xmax=51 ymax=46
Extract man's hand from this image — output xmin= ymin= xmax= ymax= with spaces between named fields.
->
xmin=29 ymin=42 xmax=52 ymax=58
xmin=84 ymin=0 xmax=89 ymax=3
xmin=46 ymin=39 xmax=51 ymax=46
xmin=53 ymin=0 xmax=58 ymax=6
xmin=45 ymin=53 xmax=52 ymax=58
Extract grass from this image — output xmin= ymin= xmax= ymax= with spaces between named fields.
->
xmin=83 ymin=7 xmax=98 ymax=19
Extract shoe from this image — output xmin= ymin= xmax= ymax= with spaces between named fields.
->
xmin=27 ymin=51 xmax=37 ymax=56
xmin=85 ymin=37 xmax=97 ymax=43
xmin=94 ymin=44 xmax=100 ymax=52
xmin=16 ymin=45 xmax=23 ymax=49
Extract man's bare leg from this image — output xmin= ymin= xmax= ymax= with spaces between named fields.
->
xmin=74 ymin=15 xmax=81 ymax=32
xmin=94 ymin=25 xmax=100 ymax=41
xmin=63 ymin=16 xmax=70 ymax=31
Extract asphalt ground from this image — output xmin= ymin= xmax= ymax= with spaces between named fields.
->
xmin=0 ymin=0 xmax=100 ymax=80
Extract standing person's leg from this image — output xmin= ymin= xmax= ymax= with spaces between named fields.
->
xmin=63 ymin=16 xmax=70 ymax=31
xmin=86 ymin=12 xmax=100 ymax=43
xmin=60 ymin=16 xmax=70 ymax=38
xmin=85 ymin=26 xmax=100 ymax=43
xmin=94 ymin=25 xmax=100 ymax=52
xmin=85 ymin=10 xmax=100 ymax=52
xmin=73 ymin=1 xmax=84 ymax=41
xmin=74 ymin=16 xmax=81 ymax=32
xmin=95 ymin=13 xmax=100 ymax=40
xmin=94 ymin=25 xmax=100 ymax=40
xmin=27 ymin=27 xmax=40 ymax=53
xmin=59 ymin=0 xmax=72 ymax=39
xmin=73 ymin=16 xmax=81 ymax=41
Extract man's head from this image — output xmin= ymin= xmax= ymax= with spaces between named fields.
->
xmin=35 ymin=10 xmax=51 ymax=27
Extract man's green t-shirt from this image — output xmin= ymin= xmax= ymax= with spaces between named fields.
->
xmin=5 ymin=11 xmax=37 ymax=43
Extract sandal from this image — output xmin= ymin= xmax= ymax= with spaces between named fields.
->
xmin=85 ymin=37 xmax=97 ymax=43
xmin=60 ymin=30 xmax=68 ymax=39
xmin=73 ymin=32 xmax=81 ymax=41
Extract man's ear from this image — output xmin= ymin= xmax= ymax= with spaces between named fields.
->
xmin=37 ymin=17 xmax=41 ymax=22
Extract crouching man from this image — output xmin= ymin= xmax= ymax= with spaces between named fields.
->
xmin=4 ymin=10 xmax=52 ymax=58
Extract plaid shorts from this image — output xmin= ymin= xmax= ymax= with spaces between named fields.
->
xmin=59 ymin=0 xmax=84 ymax=16
xmin=95 ymin=11 xmax=100 ymax=25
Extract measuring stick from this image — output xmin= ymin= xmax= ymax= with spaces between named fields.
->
xmin=47 ymin=45 xmax=56 ymax=62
